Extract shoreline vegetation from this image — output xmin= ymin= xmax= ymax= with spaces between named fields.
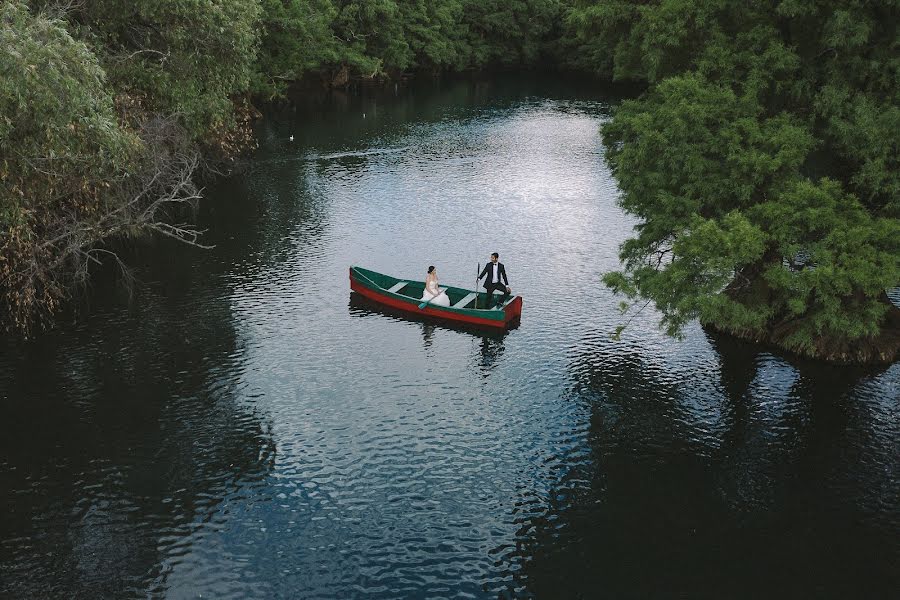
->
xmin=2 ymin=1 xmax=898 ymax=364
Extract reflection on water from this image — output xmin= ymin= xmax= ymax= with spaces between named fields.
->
xmin=519 ymin=330 xmax=899 ymax=598
xmin=1 ymin=75 xmax=897 ymax=598
xmin=478 ymin=335 xmax=507 ymax=375
xmin=348 ymin=293 xmax=512 ymax=377
xmin=0 ymin=278 xmax=275 ymax=598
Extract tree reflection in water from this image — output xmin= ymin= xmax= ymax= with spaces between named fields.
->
xmin=0 ymin=266 xmax=275 ymax=599
xmin=513 ymin=330 xmax=899 ymax=599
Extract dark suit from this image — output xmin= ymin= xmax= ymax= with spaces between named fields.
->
xmin=478 ymin=262 xmax=509 ymax=308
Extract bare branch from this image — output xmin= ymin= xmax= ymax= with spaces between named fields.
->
xmin=1 ymin=116 xmax=213 ymax=335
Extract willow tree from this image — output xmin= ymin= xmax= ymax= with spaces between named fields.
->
xmin=568 ymin=0 xmax=900 ymax=362
xmin=0 ymin=3 xmax=211 ymax=335
xmin=0 ymin=2 xmax=136 ymax=333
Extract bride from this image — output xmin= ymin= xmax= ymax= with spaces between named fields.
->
xmin=420 ymin=266 xmax=451 ymax=307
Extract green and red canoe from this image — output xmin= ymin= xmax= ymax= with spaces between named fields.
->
xmin=349 ymin=266 xmax=523 ymax=329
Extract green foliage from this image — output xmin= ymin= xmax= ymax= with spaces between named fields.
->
xmin=461 ymin=0 xmax=560 ymax=68
xmin=1 ymin=1 xmax=139 ymax=332
xmin=605 ymin=74 xmax=813 ymax=225
xmin=396 ymin=0 xmax=469 ymax=71
xmin=587 ymin=0 xmax=900 ymax=358
xmin=1 ymin=1 xmax=137 ymax=222
xmin=560 ymin=0 xmax=726 ymax=81
xmin=557 ymin=0 xmax=641 ymax=78
xmin=254 ymin=0 xmax=561 ymax=90
xmin=73 ymin=0 xmax=262 ymax=138
xmin=253 ymin=0 xmax=339 ymax=98
xmin=751 ymin=180 xmax=900 ymax=350
xmin=329 ymin=0 xmax=406 ymax=74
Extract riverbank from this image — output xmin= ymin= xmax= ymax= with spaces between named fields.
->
xmin=705 ymin=301 xmax=900 ymax=366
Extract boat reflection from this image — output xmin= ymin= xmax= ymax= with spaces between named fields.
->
xmin=347 ymin=291 xmax=519 ymax=336
xmin=349 ymin=291 xmax=512 ymax=375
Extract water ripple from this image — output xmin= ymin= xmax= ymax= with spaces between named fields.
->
xmin=1 ymin=76 xmax=897 ymax=599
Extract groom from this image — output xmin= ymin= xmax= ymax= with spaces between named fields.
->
xmin=478 ymin=252 xmax=511 ymax=308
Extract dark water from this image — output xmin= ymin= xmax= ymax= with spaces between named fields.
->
xmin=1 ymin=76 xmax=898 ymax=599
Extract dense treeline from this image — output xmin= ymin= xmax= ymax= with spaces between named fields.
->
xmin=254 ymin=0 xmax=559 ymax=94
xmin=2 ymin=1 xmax=898 ymax=362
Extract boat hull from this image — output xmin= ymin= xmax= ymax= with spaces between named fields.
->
xmin=349 ymin=267 xmax=522 ymax=329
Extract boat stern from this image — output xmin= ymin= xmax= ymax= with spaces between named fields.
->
xmin=503 ymin=295 xmax=523 ymax=323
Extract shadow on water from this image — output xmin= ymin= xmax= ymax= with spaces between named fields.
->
xmin=0 ymin=254 xmax=276 ymax=598
xmin=513 ymin=330 xmax=900 ymax=599
xmin=197 ymin=153 xmax=331 ymax=282
xmin=348 ymin=293 xmax=511 ymax=377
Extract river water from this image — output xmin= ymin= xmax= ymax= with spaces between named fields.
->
xmin=1 ymin=76 xmax=898 ymax=599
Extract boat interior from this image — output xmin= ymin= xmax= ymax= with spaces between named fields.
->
xmin=354 ymin=267 xmax=515 ymax=310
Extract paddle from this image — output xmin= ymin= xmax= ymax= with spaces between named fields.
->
xmin=474 ymin=262 xmax=480 ymax=309
xmin=418 ymin=276 xmax=442 ymax=309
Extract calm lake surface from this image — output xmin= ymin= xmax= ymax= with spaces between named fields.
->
xmin=1 ymin=76 xmax=898 ymax=599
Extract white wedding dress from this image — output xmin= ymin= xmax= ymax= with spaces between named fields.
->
xmin=420 ymin=278 xmax=451 ymax=307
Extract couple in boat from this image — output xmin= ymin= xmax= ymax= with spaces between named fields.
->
xmin=420 ymin=252 xmax=511 ymax=309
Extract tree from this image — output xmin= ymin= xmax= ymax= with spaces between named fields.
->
xmin=591 ymin=0 xmax=900 ymax=362
xmin=1 ymin=2 xmax=207 ymax=335
xmin=253 ymin=0 xmax=340 ymax=98
xmin=1 ymin=2 xmax=137 ymax=333
xmin=69 ymin=0 xmax=262 ymax=141
xmin=461 ymin=0 xmax=560 ymax=68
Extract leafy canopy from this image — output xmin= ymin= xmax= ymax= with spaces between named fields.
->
xmin=573 ymin=0 xmax=900 ymax=358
